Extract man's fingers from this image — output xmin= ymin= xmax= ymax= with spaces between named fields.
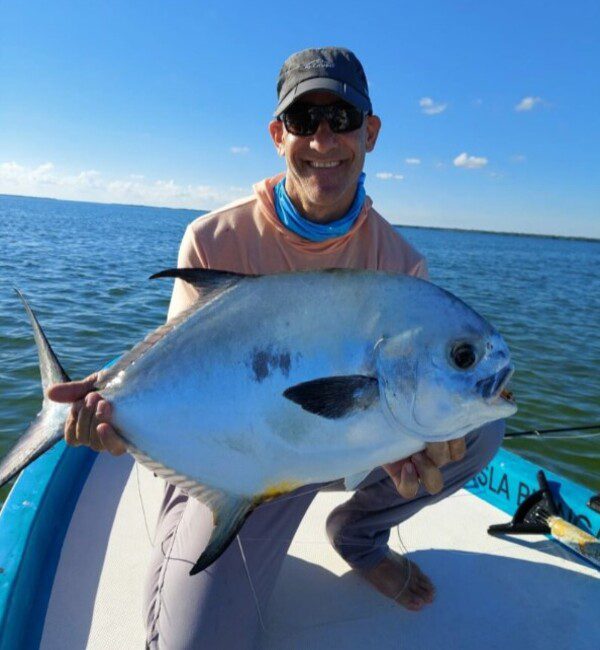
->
xmin=89 ymin=398 xmax=110 ymax=451
xmin=397 ymin=462 xmax=420 ymax=499
xmin=46 ymin=373 xmax=98 ymax=403
xmin=448 ymin=437 xmax=466 ymax=462
xmin=88 ymin=416 xmax=104 ymax=452
xmin=95 ymin=398 xmax=112 ymax=423
xmin=412 ymin=452 xmax=444 ymax=495
xmin=424 ymin=442 xmax=451 ymax=468
xmin=424 ymin=436 xmax=467 ymax=469
xmin=65 ymin=390 xmax=120 ymax=455
xmin=64 ymin=401 xmax=82 ymax=446
xmin=383 ymin=458 xmax=407 ymax=482
xmin=98 ymin=424 xmax=127 ymax=456
xmin=95 ymin=400 xmax=126 ymax=456
xmin=75 ymin=392 xmax=102 ymax=446
xmin=384 ymin=460 xmax=420 ymax=499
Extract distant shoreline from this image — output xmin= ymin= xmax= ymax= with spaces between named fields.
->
xmin=0 ymin=192 xmax=204 ymax=215
xmin=394 ymin=223 xmax=599 ymax=243
xmin=1 ymin=192 xmax=598 ymax=243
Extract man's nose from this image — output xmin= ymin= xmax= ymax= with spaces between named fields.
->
xmin=309 ymin=119 xmax=337 ymax=153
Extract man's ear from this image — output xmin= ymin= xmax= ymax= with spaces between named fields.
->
xmin=269 ymin=119 xmax=286 ymax=156
xmin=365 ymin=115 xmax=382 ymax=153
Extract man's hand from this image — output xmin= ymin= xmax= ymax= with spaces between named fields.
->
xmin=383 ymin=438 xmax=467 ymax=499
xmin=46 ymin=374 xmax=126 ymax=456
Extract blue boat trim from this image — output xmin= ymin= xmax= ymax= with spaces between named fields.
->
xmin=0 ymin=442 xmax=97 ymax=650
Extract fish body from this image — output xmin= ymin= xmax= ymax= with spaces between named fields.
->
xmin=1 ymin=269 xmax=517 ymax=573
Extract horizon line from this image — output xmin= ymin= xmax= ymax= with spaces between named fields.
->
xmin=1 ymin=192 xmax=597 ymax=244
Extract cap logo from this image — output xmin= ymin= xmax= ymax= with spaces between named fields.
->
xmin=288 ymin=59 xmax=335 ymax=73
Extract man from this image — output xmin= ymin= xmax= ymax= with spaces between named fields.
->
xmin=48 ymin=47 xmax=504 ymax=648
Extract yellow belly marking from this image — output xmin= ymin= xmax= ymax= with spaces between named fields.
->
xmin=255 ymin=480 xmax=303 ymax=504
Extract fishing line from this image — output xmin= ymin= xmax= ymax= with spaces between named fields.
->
xmin=236 ymin=535 xmax=268 ymax=633
xmin=392 ymin=524 xmax=413 ymax=602
xmin=135 ymin=462 xmax=157 ymax=547
xmin=515 ymin=431 xmax=600 ymax=441
xmin=505 ymin=424 xmax=600 ymax=439
xmin=257 ymin=480 xmax=341 ymax=507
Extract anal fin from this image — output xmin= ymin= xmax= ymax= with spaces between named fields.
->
xmin=128 ymin=447 xmax=255 ymax=576
xmin=190 ymin=494 xmax=254 ymax=576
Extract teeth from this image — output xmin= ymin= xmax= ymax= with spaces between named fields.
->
xmin=308 ymin=161 xmax=341 ymax=168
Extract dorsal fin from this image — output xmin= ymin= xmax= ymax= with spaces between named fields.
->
xmin=150 ymin=267 xmax=255 ymax=298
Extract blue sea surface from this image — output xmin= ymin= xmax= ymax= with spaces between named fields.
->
xmin=0 ymin=194 xmax=598 ymax=502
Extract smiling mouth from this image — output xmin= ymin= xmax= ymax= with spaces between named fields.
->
xmin=307 ymin=161 xmax=343 ymax=169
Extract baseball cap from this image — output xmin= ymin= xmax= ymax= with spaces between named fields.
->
xmin=274 ymin=47 xmax=372 ymax=116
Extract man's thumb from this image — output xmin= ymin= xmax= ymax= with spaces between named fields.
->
xmin=46 ymin=374 xmax=98 ymax=403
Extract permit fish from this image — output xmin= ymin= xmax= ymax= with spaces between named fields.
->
xmin=0 ymin=269 xmax=517 ymax=574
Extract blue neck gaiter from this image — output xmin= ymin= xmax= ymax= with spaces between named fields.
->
xmin=273 ymin=173 xmax=366 ymax=242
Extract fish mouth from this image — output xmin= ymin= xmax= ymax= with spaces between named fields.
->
xmin=477 ymin=365 xmax=515 ymax=404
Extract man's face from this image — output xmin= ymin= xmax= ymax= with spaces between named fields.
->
xmin=269 ymin=92 xmax=381 ymax=223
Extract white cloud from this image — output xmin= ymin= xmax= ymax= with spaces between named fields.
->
xmin=230 ymin=146 xmax=250 ymax=154
xmin=405 ymin=158 xmax=421 ymax=165
xmin=510 ymin=154 xmax=526 ymax=163
xmin=515 ymin=96 xmax=542 ymax=112
xmin=0 ymin=161 xmax=248 ymax=209
xmin=376 ymin=172 xmax=404 ymax=180
xmin=419 ymin=97 xmax=447 ymax=115
xmin=0 ymin=162 xmax=103 ymax=189
xmin=453 ymin=152 xmax=488 ymax=169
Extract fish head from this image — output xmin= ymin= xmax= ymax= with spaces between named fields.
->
xmin=376 ymin=292 xmax=517 ymax=443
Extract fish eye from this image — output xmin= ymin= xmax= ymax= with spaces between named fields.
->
xmin=450 ymin=341 xmax=478 ymax=370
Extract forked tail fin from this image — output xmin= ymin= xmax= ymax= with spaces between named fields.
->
xmin=0 ymin=291 xmax=71 ymax=488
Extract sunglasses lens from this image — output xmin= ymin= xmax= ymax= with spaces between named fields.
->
xmin=283 ymin=105 xmax=318 ymax=136
xmin=282 ymin=103 xmax=364 ymax=136
xmin=329 ymin=105 xmax=364 ymax=133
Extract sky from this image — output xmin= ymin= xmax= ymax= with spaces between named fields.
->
xmin=1 ymin=1 xmax=599 ymax=238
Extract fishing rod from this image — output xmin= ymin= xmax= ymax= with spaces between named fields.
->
xmin=504 ymin=423 xmax=600 ymax=511
xmin=504 ymin=424 xmax=600 ymax=439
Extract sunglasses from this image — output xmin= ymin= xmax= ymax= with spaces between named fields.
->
xmin=279 ymin=102 xmax=366 ymax=136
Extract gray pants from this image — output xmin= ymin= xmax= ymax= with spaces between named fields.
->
xmin=144 ymin=420 xmax=504 ymax=649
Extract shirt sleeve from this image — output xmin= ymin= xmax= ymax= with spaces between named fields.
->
xmin=166 ymin=225 xmax=208 ymax=321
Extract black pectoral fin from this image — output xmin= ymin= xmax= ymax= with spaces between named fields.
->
xmin=283 ymin=375 xmax=379 ymax=420
xmin=189 ymin=497 xmax=254 ymax=576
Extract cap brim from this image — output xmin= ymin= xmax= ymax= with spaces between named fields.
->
xmin=274 ymin=78 xmax=372 ymax=116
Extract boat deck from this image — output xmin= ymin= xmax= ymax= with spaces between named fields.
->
xmin=40 ymin=454 xmax=598 ymax=649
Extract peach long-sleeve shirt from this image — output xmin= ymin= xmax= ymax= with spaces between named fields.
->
xmin=168 ymin=174 xmax=428 ymax=320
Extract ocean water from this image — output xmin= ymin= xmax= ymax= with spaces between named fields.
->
xmin=0 ymin=194 xmax=598 ymax=506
